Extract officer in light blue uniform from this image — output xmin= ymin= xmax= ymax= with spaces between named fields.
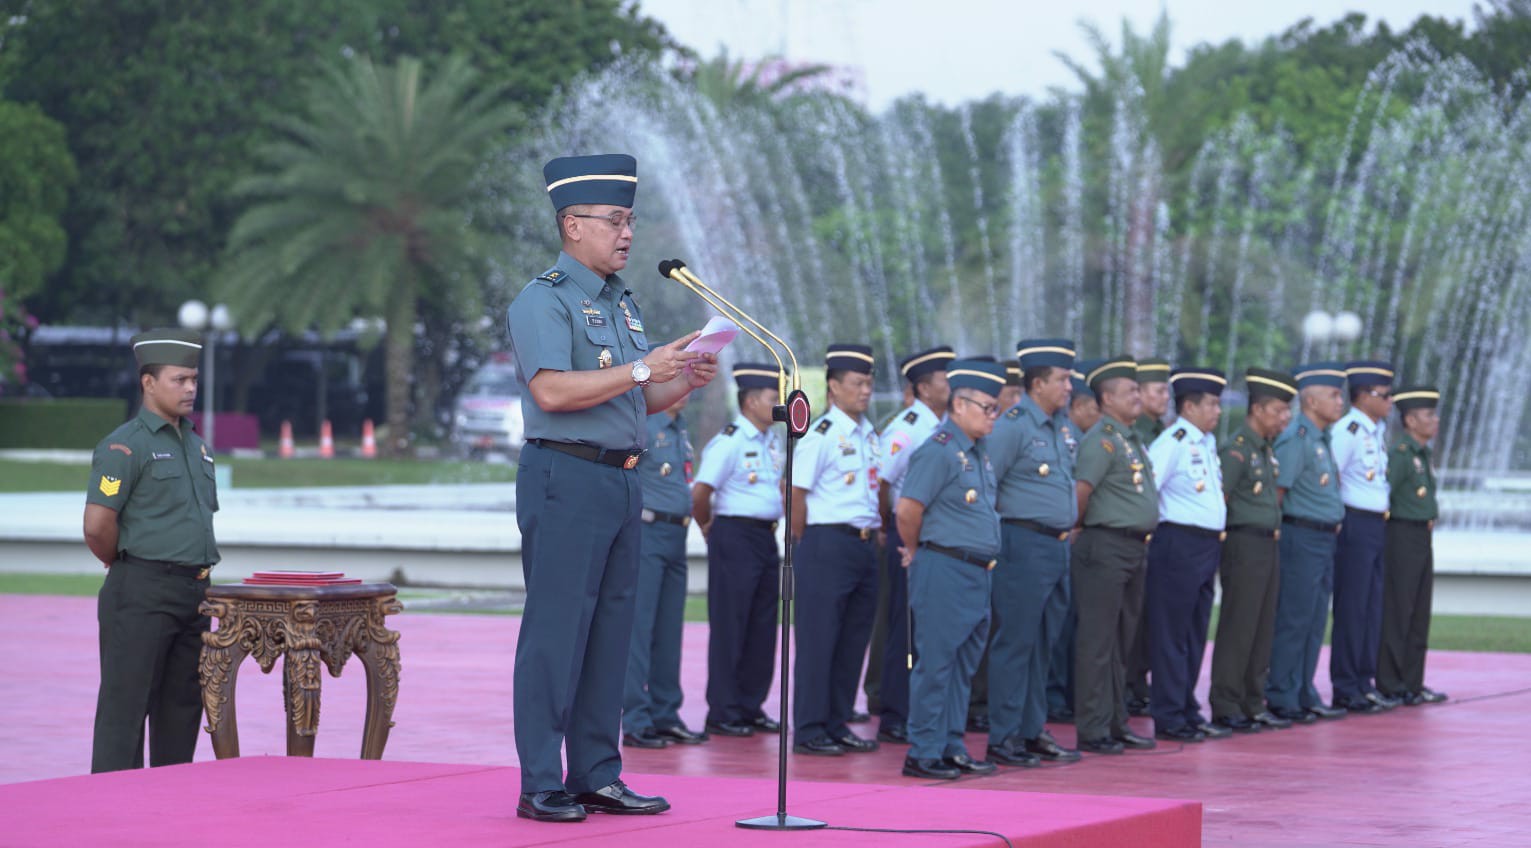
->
xmin=983 ymin=338 xmax=1081 ymax=766
xmin=622 ymin=404 xmax=705 ymax=748
xmin=694 ymin=364 xmax=784 ymax=737
xmin=1329 ymin=360 xmax=1398 ymax=713
xmin=1265 ymin=362 xmax=1348 ymax=724
xmin=790 ymin=344 xmax=882 ymax=756
xmin=874 ymin=345 xmax=955 ymax=743
xmin=505 ymin=153 xmax=717 ymax=823
xmin=1048 ymin=360 xmax=1101 ymax=721
xmin=897 ymin=359 xmax=1009 ymax=780
xmin=1145 ymin=368 xmax=1229 ymax=742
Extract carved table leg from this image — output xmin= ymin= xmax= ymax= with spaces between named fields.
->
xmin=199 ymin=599 xmax=252 ymax=759
xmin=356 ymin=596 xmax=403 ymax=759
xmin=282 ymin=601 xmax=324 ymax=757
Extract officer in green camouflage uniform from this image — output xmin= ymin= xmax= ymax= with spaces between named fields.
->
xmin=1125 ymin=356 xmax=1170 ymax=715
xmin=82 ymin=329 xmax=219 ymax=773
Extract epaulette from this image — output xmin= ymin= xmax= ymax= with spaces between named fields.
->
xmin=1347 ymin=421 xmax=1360 ymax=434
xmin=1005 ymin=406 xmax=1021 ymax=419
xmin=1235 ymin=435 xmax=1245 ymax=444
xmin=814 ymin=418 xmax=832 ymax=435
xmin=722 ymin=424 xmax=738 ymax=436
xmin=1297 ymin=425 xmax=1307 ymax=438
xmin=1103 ymin=422 xmax=1116 ymax=434
xmin=1172 ymin=427 xmax=1187 ymax=441
xmin=932 ymin=431 xmax=953 ymax=445
xmin=1396 ymin=443 xmax=1408 ymax=452
xmin=903 ymin=411 xmax=919 ymax=425
xmin=536 ymin=267 xmax=566 ymax=284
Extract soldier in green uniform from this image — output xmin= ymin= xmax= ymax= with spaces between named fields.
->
xmin=1047 ymin=360 xmax=1103 ymax=722
xmin=1208 ymin=368 xmax=1296 ymax=733
xmin=1377 ymin=386 xmax=1449 ymax=706
xmin=1071 ymin=356 xmax=1159 ymax=755
xmin=82 ymin=329 xmax=220 ymax=773
xmin=1126 ymin=356 xmax=1170 ymax=715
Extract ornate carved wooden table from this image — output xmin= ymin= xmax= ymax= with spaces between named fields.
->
xmin=198 ymin=582 xmax=402 ymax=759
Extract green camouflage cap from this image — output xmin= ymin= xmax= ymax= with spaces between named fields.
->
xmin=1135 ymin=356 xmax=1170 ymax=384
xmin=131 ymin=328 xmax=203 ymax=369
xmin=1087 ymin=355 xmax=1138 ymax=392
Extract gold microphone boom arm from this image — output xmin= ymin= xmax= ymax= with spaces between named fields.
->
xmin=672 ymin=266 xmax=801 ymax=391
xmin=665 ymin=269 xmax=790 ymax=398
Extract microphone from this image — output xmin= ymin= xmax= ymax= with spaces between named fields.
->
xmin=659 ymin=260 xmax=790 ymax=399
xmin=667 ymin=261 xmax=803 ymax=391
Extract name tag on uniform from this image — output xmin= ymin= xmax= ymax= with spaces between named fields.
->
xmin=585 ymin=315 xmax=608 ymax=327
xmin=626 ymin=317 xmax=645 ymax=332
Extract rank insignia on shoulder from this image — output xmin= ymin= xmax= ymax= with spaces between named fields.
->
xmin=1235 ymin=435 xmax=1244 ymax=444
xmin=1297 ymin=426 xmax=1307 ymax=437
xmin=722 ymin=424 xmax=738 ymax=436
xmin=536 ymin=267 xmax=566 ymax=283
xmin=1005 ymin=406 xmax=1021 ymax=419
xmin=1101 ymin=438 xmax=1115 ymax=453
xmin=1173 ymin=428 xmax=1187 ymax=441
xmin=814 ymin=419 xmax=832 ymax=435
xmin=1103 ymin=423 xmax=1115 ymax=434
xmin=108 ymin=443 xmax=132 ymax=456
xmin=99 ymin=475 xmax=121 ymax=497
xmin=1347 ymin=421 xmax=1360 ymax=434
xmin=932 ymin=431 xmax=953 ymax=445
xmin=903 ymin=411 xmax=919 ymax=425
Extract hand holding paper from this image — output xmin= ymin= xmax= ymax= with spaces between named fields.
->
xmin=684 ymin=316 xmax=739 ymax=355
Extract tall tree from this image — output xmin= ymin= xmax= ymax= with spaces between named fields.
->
xmin=216 ymin=55 xmax=518 ymax=456
xmin=0 ymin=98 xmax=75 ymax=300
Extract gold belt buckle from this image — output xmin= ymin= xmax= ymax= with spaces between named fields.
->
xmin=1143 ymin=532 xmax=1153 ymax=543
xmin=623 ymin=454 xmax=639 ymax=470
xmin=681 ymin=516 xmax=692 ymax=528
xmin=985 ymin=559 xmax=997 ymax=571
xmin=858 ymin=527 xmax=872 ymax=541
xmin=1218 ymin=531 xmax=1228 ymax=542
xmin=196 ymin=567 xmax=210 ymax=580
xmin=1056 ymin=531 xmax=1069 ymax=541
xmin=1273 ymin=528 xmax=1281 ymax=541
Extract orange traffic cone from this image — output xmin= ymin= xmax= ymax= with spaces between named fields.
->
xmin=319 ymin=420 xmax=335 ymax=459
xmin=360 ymin=419 xmax=377 ymax=459
xmin=279 ymin=420 xmax=295 ymax=459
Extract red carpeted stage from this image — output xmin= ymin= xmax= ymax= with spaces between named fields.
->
xmin=0 ymin=757 xmax=1197 ymax=847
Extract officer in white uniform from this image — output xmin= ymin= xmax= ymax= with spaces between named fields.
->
xmin=1144 ymin=367 xmax=1229 ymax=742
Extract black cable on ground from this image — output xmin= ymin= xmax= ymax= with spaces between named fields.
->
xmin=1437 ymin=685 xmax=1531 ymax=706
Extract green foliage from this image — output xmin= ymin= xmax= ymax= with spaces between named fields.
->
xmin=0 ymin=99 xmax=75 ymax=301
xmin=0 ymin=398 xmax=128 ymax=448
xmin=217 ymin=54 xmax=520 ymax=454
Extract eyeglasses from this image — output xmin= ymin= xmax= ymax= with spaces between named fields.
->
xmin=567 ymin=212 xmax=637 ymax=231
xmin=1366 ymin=389 xmax=1392 ymax=401
xmin=958 ymin=394 xmax=1001 ymax=419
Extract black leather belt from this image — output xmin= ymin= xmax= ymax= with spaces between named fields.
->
xmin=1159 ymin=521 xmax=1227 ymax=541
xmin=1387 ymin=516 xmax=1432 ymax=528
xmin=119 ymin=553 xmax=212 ymax=580
xmin=818 ymin=523 xmax=874 ymax=541
xmin=1345 ymin=506 xmax=1388 ymax=520
xmin=641 ymin=508 xmax=691 ymax=527
xmin=719 ymin=515 xmax=779 ymax=531
xmin=1283 ymin=516 xmax=1342 ymax=534
xmin=919 ymin=542 xmax=997 ymax=571
xmin=1002 ymin=518 xmax=1072 ymax=541
xmin=1083 ymin=525 xmax=1153 ymax=544
xmin=530 ymin=439 xmax=643 ymax=469
xmin=1228 ymin=525 xmax=1280 ymax=539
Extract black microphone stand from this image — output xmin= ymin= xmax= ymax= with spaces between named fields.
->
xmin=736 ymin=388 xmax=825 ymax=831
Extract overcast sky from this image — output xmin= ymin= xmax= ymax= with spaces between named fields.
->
xmin=636 ymin=0 xmax=1485 ymax=110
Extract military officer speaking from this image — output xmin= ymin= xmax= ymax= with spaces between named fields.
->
xmin=1265 ymin=363 xmax=1348 ymax=724
xmin=875 ymin=344 xmax=955 ymax=744
xmin=983 ymin=339 xmax=1082 ymax=767
xmin=506 ymin=153 xmax=718 ymax=823
xmin=622 ymin=400 xmax=707 ymax=748
xmin=1144 ymin=368 xmax=1230 ymax=743
xmin=1126 ymin=356 xmax=1171 ymax=716
xmin=1208 ymin=368 xmax=1297 ymax=733
xmin=1329 ymin=361 xmax=1399 ymax=713
xmin=895 ymin=358 xmax=1009 ymax=780
xmin=1071 ymin=356 xmax=1159 ymax=755
xmin=83 ymin=329 xmax=219 ymax=774
xmin=789 ymin=344 xmax=882 ymax=756
xmin=693 ymin=364 xmax=785 ymax=737
xmin=1376 ymin=386 xmax=1449 ymax=706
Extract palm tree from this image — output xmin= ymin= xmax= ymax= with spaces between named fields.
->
xmin=685 ymin=50 xmax=834 ymax=110
xmin=217 ymin=54 xmax=517 ymax=455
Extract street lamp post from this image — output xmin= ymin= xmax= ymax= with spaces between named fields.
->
xmin=178 ymin=300 xmax=234 ymax=453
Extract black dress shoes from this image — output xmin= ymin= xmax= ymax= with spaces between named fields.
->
xmin=1116 ymin=730 xmax=1157 ymax=750
xmin=1306 ymin=703 xmax=1347 ymax=720
xmin=1025 ymin=732 xmax=1082 ymax=762
xmin=1364 ymin=691 xmax=1401 ymax=710
xmin=966 ymin=713 xmax=991 ymax=733
xmin=944 ymin=753 xmax=997 ymax=775
xmin=848 ymin=710 xmax=871 ymax=724
xmin=876 ymin=723 xmax=909 ymax=744
xmin=986 ymin=741 xmax=1042 ymax=767
xmin=622 ymin=728 xmax=669 ymax=749
xmin=792 ymin=736 xmax=845 ymax=756
xmin=573 ymin=781 xmax=670 ymax=815
xmin=1251 ymin=711 xmax=1293 ymax=729
xmin=902 ymin=756 xmax=961 ymax=780
xmin=1268 ymin=705 xmax=1317 ymax=724
xmin=1212 ymin=716 xmax=1261 ymax=734
xmin=1417 ymin=687 xmax=1448 ymax=704
xmin=517 ymin=790 xmax=587 ymax=823
xmin=1126 ymin=697 xmax=1151 ymax=717
xmin=655 ymin=723 xmax=708 ymax=745
xmin=830 ymin=729 xmax=879 ymax=752
xmin=704 ymin=719 xmax=755 ymax=737
xmin=1196 ymin=721 xmax=1233 ymax=739
xmin=1155 ymin=725 xmax=1205 ymax=743
xmin=749 ymin=715 xmax=782 ymax=732
xmin=1340 ymin=697 xmax=1385 ymax=715
xmin=1078 ymin=736 xmax=1125 ymax=755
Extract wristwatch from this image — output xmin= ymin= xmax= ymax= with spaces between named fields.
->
xmin=631 ymin=359 xmax=652 ymax=387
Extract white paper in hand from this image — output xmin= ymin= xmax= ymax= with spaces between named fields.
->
xmin=684 ymin=316 xmax=739 ymax=355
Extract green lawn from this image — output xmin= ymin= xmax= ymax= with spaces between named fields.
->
xmin=3 ymin=572 xmax=1526 ymax=653
xmin=0 ymin=457 xmax=515 ymax=492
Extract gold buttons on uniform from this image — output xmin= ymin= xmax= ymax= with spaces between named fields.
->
xmin=1195 ymin=480 xmax=1206 ymax=493
xmin=1417 ymin=486 xmax=1427 ymax=498
xmin=1132 ymin=471 xmax=1144 ymax=485
xmin=1252 ymin=481 xmax=1264 ymax=495
xmin=747 ymin=472 xmax=758 ymax=484
xmin=1038 ymin=463 xmax=1050 ymax=477
xmin=1319 ymin=473 xmax=1330 ymax=486
xmin=1365 ymin=469 xmax=1376 ymax=481
xmin=965 ymin=489 xmax=978 ymax=504
xmin=660 ymin=462 xmax=673 ymax=477
xmin=598 ymin=348 xmax=613 ymax=368
xmin=844 ymin=472 xmax=856 ymax=485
